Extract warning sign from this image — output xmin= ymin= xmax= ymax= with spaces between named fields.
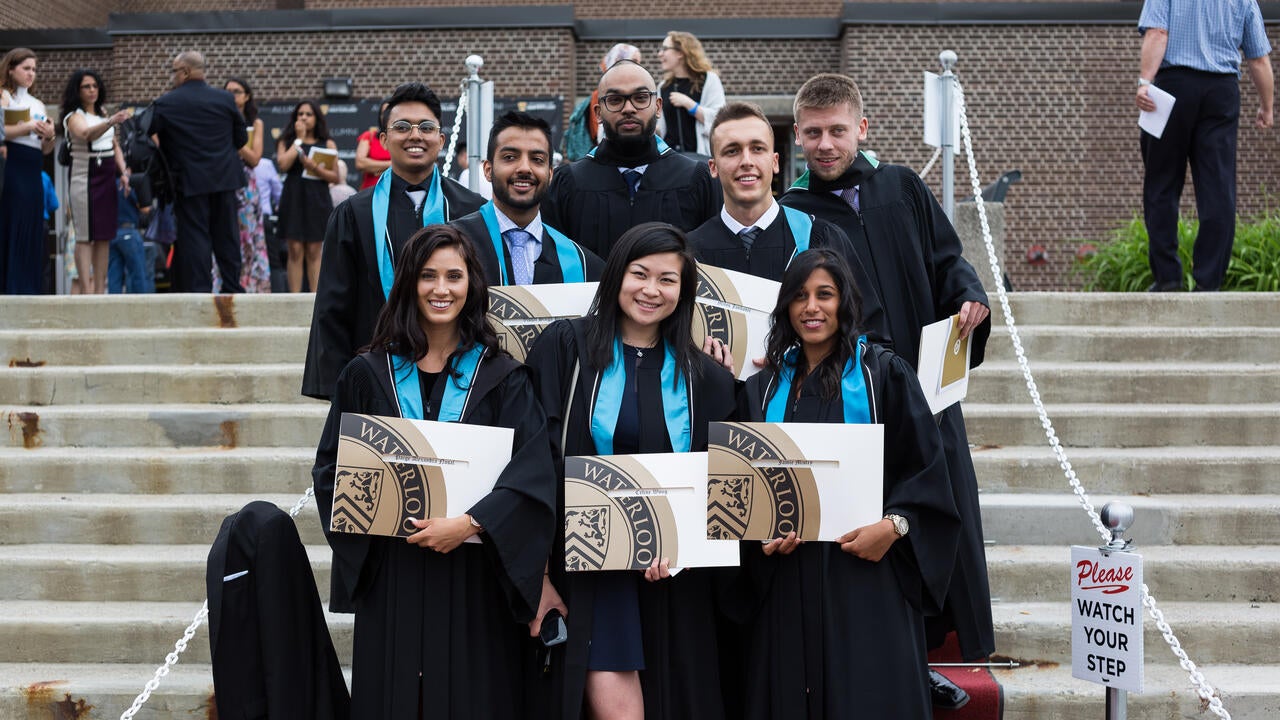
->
xmin=1070 ymin=545 xmax=1143 ymax=693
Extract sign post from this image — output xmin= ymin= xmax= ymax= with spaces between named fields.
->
xmin=1071 ymin=502 xmax=1143 ymax=717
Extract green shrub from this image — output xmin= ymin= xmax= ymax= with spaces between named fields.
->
xmin=1075 ymin=209 xmax=1280 ymax=291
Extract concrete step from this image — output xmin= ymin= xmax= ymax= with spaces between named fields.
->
xmin=0 ymin=293 xmax=313 ymax=330
xmin=2 ymin=404 xmax=327 ymax=449
xmin=0 ymin=601 xmax=352 ymax=665
xmin=0 ymin=327 xmax=309 ymax=367
xmin=0 ymin=544 xmax=330 ymax=602
xmin=986 ymin=545 xmax=1280 ymax=604
xmin=971 ymin=445 xmax=1280 ymax=495
xmin=979 ymin=494 xmax=1280 ymax=546
xmin=0 ymin=447 xmax=316 ymax=494
xmin=1 ymin=364 xmax=307 ymax=406
xmin=1002 ymin=291 xmax=1280 ymax=327
xmin=983 ymin=325 xmax=1280 ymax=363
xmin=992 ymin=601 xmax=1278 ymax=666
xmin=963 ymin=403 xmax=1280 ymax=447
xmin=0 ymin=494 xmax=321 ymax=546
xmin=994 ymin=662 xmax=1280 ymax=720
xmin=968 ymin=362 xmax=1280 ymax=404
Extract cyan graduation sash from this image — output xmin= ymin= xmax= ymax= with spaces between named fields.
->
xmin=477 ymin=202 xmax=585 ymax=285
xmin=373 ymin=170 xmax=445 ymax=300
xmin=590 ymin=338 xmax=691 ymax=454
xmin=388 ymin=344 xmax=485 ymax=422
xmin=765 ymin=337 xmax=871 ymax=425
xmin=781 ymin=205 xmax=813 ymax=268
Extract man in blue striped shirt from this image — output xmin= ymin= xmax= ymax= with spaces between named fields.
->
xmin=1136 ymin=0 xmax=1273 ymax=291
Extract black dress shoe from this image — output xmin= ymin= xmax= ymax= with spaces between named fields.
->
xmin=1147 ymin=280 xmax=1184 ymax=292
xmin=929 ymin=668 xmax=971 ymax=710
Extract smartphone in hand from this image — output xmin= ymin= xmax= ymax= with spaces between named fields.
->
xmin=539 ymin=609 xmax=567 ymax=647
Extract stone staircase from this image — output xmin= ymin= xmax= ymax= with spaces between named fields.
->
xmin=1 ymin=292 xmax=1277 ymax=719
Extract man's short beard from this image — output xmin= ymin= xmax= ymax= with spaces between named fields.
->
xmin=493 ymin=179 xmax=543 ymax=211
xmin=602 ymin=113 xmax=658 ymax=152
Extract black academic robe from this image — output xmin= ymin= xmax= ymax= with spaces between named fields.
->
xmin=734 ymin=344 xmax=961 ymax=719
xmin=206 ymin=501 xmax=349 ymax=720
xmin=781 ymin=159 xmax=996 ymax=659
xmin=301 ymin=173 xmax=486 ymax=400
xmin=312 ymin=348 xmax=557 ymax=719
xmin=451 ymin=210 xmax=605 ymax=286
xmin=687 ymin=210 xmax=891 ymax=345
xmin=540 ymin=139 xmax=721 ymax=261
xmin=525 ymin=317 xmax=737 ymax=720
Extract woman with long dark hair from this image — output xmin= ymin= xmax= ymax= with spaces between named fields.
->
xmin=313 ymin=224 xmax=557 ymax=718
xmin=219 ymin=76 xmax=270 ymax=292
xmin=276 ymin=99 xmax=337 ymax=292
xmin=526 ymin=222 xmax=737 ymax=720
xmin=1 ymin=48 xmax=56 ymax=294
xmin=735 ymin=248 xmax=960 ymax=719
xmin=60 ymin=69 xmax=130 ymax=294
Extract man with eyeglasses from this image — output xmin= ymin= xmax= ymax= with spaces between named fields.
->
xmin=302 ymin=82 xmax=485 ymax=401
xmin=150 ymin=50 xmax=248 ymax=292
xmin=451 ymin=111 xmax=603 ymax=286
xmin=542 ymin=60 xmax=720 ymax=261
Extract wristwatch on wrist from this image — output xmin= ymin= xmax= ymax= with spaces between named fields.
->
xmin=468 ymin=514 xmax=483 ymax=532
xmin=1137 ymin=78 xmax=1153 ymax=88
xmin=884 ymin=514 xmax=909 ymax=538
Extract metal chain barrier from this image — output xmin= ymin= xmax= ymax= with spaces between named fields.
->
xmin=949 ymin=74 xmax=1232 ymax=719
xmin=440 ymin=82 xmax=468 ymax=180
xmin=118 ymin=487 xmax=317 ymax=720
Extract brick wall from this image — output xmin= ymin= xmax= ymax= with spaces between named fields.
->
xmin=108 ymin=28 xmax=575 ymax=106
xmin=843 ymin=23 xmax=1280 ymax=291
xmin=303 ymin=0 xmax=841 ymax=17
xmin=7 ymin=49 xmax=115 ymax=113
xmin=0 ymin=0 xmax=114 ymax=29
xmin=117 ymin=0 xmax=273 ymax=12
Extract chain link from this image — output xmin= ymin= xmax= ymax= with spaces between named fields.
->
xmin=950 ymin=74 xmax=1231 ymax=720
xmin=440 ymin=81 xmax=468 ymax=180
xmin=918 ymin=146 xmax=943 ymax=180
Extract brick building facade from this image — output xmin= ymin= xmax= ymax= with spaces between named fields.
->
xmin=4 ymin=2 xmax=1278 ymax=289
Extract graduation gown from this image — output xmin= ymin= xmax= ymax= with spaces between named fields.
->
xmin=735 ymin=344 xmax=961 ymax=719
xmin=312 ymin=348 xmax=557 ymax=719
xmin=451 ymin=210 xmax=605 ymax=286
xmin=524 ymin=317 xmax=737 ymax=720
xmin=301 ymin=172 xmax=486 ymax=400
xmin=540 ymin=138 xmax=721 ymax=261
xmin=781 ymin=157 xmax=996 ymax=660
xmin=687 ymin=210 xmax=891 ymax=345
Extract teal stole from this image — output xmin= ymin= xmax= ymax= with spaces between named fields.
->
xmin=585 ymin=135 xmax=671 ymax=160
xmin=590 ymin=339 xmax=691 ymax=453
xmin=765 ymin=337 xmax=872 ymax=424
xmin=477 ymin=201 xmax=585 ymax=285
xmin=781 ymin=206 xmax=813 ymax=268
xmin=388 ymin=344 xmax=485 ymax=422
xmin=372 ymin=170 xmax=445 ymax=300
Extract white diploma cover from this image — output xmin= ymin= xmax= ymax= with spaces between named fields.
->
xmin=694 ymin=264 xmax=780 ymax=380
xmin=564 ymin=452 xmax=739 ymax=571
xmin=707 ymin=422 xmax=884 ymax=542
xmin=916 ymin=314 xmax=971 ymax=414
xmin=331 ymin=413 xmax=512 ymax=539
xmin=486 ymin=282 xmax=598 ymax=362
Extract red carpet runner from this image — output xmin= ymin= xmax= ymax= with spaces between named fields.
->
xmin=928 ymin=632 xmax=1003 ymax=720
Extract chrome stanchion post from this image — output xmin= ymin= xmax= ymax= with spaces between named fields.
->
xmin=1100 ymin=502 xmax=1134 ymax=720
xmin=464 ymin=55 xmax=485 ymax=194
xmin=938 ymin=50 xmax=957 ymax=222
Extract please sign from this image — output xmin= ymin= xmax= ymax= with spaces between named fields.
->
xmin=1070 ymin=545 xmax=1144 ymax=693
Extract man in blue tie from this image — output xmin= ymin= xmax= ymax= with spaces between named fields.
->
xmin=451 ymin=112 xmax=603 ymax=286
xmin=302 ymin=82 xmax=485 ymax=400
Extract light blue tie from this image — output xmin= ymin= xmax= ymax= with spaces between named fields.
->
xmin=503 ymin=228 xmax=535 ymax=285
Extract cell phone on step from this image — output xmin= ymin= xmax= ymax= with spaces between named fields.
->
xmin=540 ymin=609 xmax=567 ymax=647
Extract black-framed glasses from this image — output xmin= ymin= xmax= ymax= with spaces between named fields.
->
xmin=601 ymin=91 xmax=654 ymax=112
xmin=388 ymin=120 xmax=440 ymax=135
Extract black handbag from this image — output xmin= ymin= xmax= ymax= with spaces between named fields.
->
xmin=57 ymin=138 xmax=71 ymax=166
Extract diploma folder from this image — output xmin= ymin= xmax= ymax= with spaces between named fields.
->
xmin=4 ymin=107 xmax=31 ymax=125
xmin=694 ymin=264 xmax=779 ymax=380
xmin=564 ymin=452 xmax=739 ymax=571
xmin=707 ymin=422 xmax=884 ymax=542
xmin=303 ymin=145 xmax=339 ymax=180
xmin=487 ymin=282 xmax=598 ymax=362
xmin=331 ymin=412 xmax=512 ymax=538
xmin=916 ymin=314 xmax=972 ymax=414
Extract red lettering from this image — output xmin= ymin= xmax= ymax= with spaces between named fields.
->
xmin=1075 ymin=559 xmax=1134 ymax=594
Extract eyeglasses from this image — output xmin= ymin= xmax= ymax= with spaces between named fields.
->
xmin=387 ymin=120 xmax=440 ymax=135
xmin=227 ymin=88 xmax=245 ymax=95
xmin=601 ymin=91 xmax=654 ymax=113
xmin=170 ymin=66 xmax=187 ymax=75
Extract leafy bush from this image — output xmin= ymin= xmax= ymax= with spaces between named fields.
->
xmin=1075 ymin=209 xmax=1280 ymax=291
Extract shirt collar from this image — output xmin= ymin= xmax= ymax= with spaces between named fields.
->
xmin=720 ymin=199 xmax=780 ymax=235
xmin=493 ymin=203 xmax=544 ymax=244
xmin=618 ymin=164 xmax=649 ymax=175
